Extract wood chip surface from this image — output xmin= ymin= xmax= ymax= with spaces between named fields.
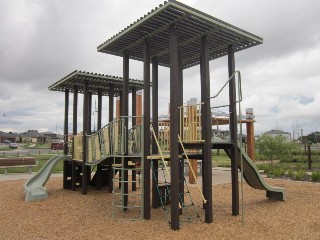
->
xmin=0 ymin=178 xmax=319 ymax=239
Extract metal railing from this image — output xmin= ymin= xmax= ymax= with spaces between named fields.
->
xmin=210 ymin=70 xmax=245 ymax=224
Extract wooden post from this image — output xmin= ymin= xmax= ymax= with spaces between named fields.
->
xmin=200 ymin=35 xmax=212 ymax=223
xmin=188 ymin=102 xmax=198 ymax=184
xmin=116 ymin=97 xmax=120 ymax=119
xmin=63 ymin=89 xmax=69 ymax=155
xmin=97 ymin=88 xmax=102 ymax=130
xmin=63 ymin=89 xmax=69 ymax=189
xmin=73 ymin=86 xmax=78 ymax=136
xmin=88 ymin=92 xmax=92 ymax=135
xmin=122 ymin=50 xmax=129 ymax=207
xmin=307 ymin=143 xmax=312 ymax=170
xmin=72 ymin=86 xmax=78 ymax=190
xmin=228 ymin=44 xmax=239 ymax=216
xmin=143 ymin=38 xmax=151 ymax=220
xmin=169 ymin=24 xmax=180 ymax=230
xmin=109 ymin=84 xmax=114 ymax=122
xmin=136 ymin=91 xmax=142 ymax=125
xmin=82 ymin=81 xmax=89 ymax=195
xmin=152 ymin=57 xmax=159 ymax=208
xmin=132 ymin=87 xmax=136 ymax=126
xmin=178 ymin=51 xmax=184 ymax=206
xmin=246 ymin=108 xmax=255 ymax=162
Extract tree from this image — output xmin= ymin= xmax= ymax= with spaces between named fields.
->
xmin=256 ymin=135 xmax=296 ymax=164
xmin=302 ymin=131 xmax=320 ymax=144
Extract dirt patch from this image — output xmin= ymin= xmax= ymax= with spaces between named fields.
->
xmin=0 ymin=178 xmax=319 ymax=239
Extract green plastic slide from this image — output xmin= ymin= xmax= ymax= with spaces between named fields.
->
xmin=24 ymin=155 xmax=66 ymax=202
xmin=238 ymin=146 xmax=286 ymax=201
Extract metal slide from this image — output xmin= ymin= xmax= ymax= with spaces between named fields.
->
xmin=24 ymin=155 xmax=66 ymax=202
xmin=237 ymin=146 xmax=286 ymax=201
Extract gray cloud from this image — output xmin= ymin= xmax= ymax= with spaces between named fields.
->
xmin=0 ymin=0 xmax=319 ymax=136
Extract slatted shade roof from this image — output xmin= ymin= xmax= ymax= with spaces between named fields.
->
xmin=97 ymin=0 xmax=263 ymax=69
xmin=48 ymin=70 xmax=144 ymax=96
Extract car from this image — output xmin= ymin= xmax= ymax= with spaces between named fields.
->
xmin=2 ymin=140 xmax=11 ymax=144
xmin=9 ymin=143 xmax=18 ymax=148
xmin=51 ymin=142 xmax=64 ymax=150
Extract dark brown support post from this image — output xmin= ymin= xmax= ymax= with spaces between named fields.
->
xmin=200 ymin=57 xmax=206 ymax=206
xmin=97 ymin=88 xmax=102 ymax=130
xmin=96 ymin=88 xmax=103 ymax=191
xmin=228 ymin=44 xmax=239 ymax=216
xmin=72 ymin=86 xmax=78 ymax=190
xmin=132 ymin=87 xmax=137 ymax=126
xmin=88 ymin=92 xmax=92 ymax=135
xmin=82 ymin=81 xmax=89 ymax=195
xmin=122 ymin=50 xmax=130 ymax=207
xmin=108 ymin=84 xmax=114 ymax=193
xmin=63 ymin=89 xmax=69 ymax=155
xmin=178 ymin=51 xmax=184 ymax=206
xmin=63 ymin=89 xmax=69 ymax=189
xmin=122 ymin=51 xmax=129 ymax=121
xmin=152 ymin=57 xmax=159 ymax=208
xmin=131 ymin=87 xmax=137 ymax=191
xmin=73 ymin=86 xmax=78 ymax=136
xmin=200 ymin=35 xmax=212 ymax=223
xmin=169 ymin=24 xmax=180 ymax=230
xmin=307 ymin=143 xmax=312 ymax=170
xmin=87 ymin=92 xmax=92 ymax=185
xmin=109 ymin=84 xmax=114 ymax=122
xmin=143 ymin=38 xmax=151 ymax=219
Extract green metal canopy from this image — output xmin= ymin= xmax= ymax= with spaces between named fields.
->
xmin=48 ymin=70 xmax=144 ymax=96
xmin=97 ymin=0 xmax=263 ymax=69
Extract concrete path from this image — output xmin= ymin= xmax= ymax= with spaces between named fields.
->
xmin=0 ymin=172 xmax=63 ymax=181
xmin=0 ymin=168 xmax=234 ymax=186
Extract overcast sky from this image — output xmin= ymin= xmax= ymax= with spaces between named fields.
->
xmin=0 ymin=0 xmax=319 ymax=138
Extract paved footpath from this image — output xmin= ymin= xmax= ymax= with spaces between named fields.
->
xmin=0 ymin=168 xmax=234 ymax=185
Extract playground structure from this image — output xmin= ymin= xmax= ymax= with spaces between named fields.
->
xmin=28 ymin=0 xmax=286 ymax=230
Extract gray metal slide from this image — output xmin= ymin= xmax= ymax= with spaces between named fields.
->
xmin=24 ymin=155 xmax=66 ymax=202
xmin=237 ymin=146 xmax=286 ymax=201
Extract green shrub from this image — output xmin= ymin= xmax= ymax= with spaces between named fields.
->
xmin=311 ymin=172 xmax=320 ymax=182
xmin=272 ymin=168 xmax=286 ymax=177
xmin=294 ymin=170 xmax=306 ymax=181
xmin=287 ymin=169 xmax=295 ymax=178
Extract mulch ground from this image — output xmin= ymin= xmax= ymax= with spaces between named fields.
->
xmin=0 ymin=177 xmax=319 ymax=240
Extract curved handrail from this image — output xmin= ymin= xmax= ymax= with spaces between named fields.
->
xmin=209 ymin=70 xmax=242 ymax=101
xmin=209 ymin=70 xmax=245 ymax=224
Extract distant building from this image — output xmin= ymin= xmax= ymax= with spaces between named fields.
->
xmin=0 ymin=131 xmax=19 ymax=143
xmin=20 ymin=130 xmax=49 ymax=143
xmin=263 ymin=130 xmax=291 ymax=141
xmin=0 ymin=130 xmax=61 ymax=143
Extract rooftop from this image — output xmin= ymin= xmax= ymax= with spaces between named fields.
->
xmin=97 ymin=0 xmax=263 ymax=69
xmin=48 ymin=70 xmax=144 ymax=96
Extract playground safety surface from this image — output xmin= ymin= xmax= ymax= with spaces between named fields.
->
xmin=0 ymin=176 xmax=319 ymax=239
